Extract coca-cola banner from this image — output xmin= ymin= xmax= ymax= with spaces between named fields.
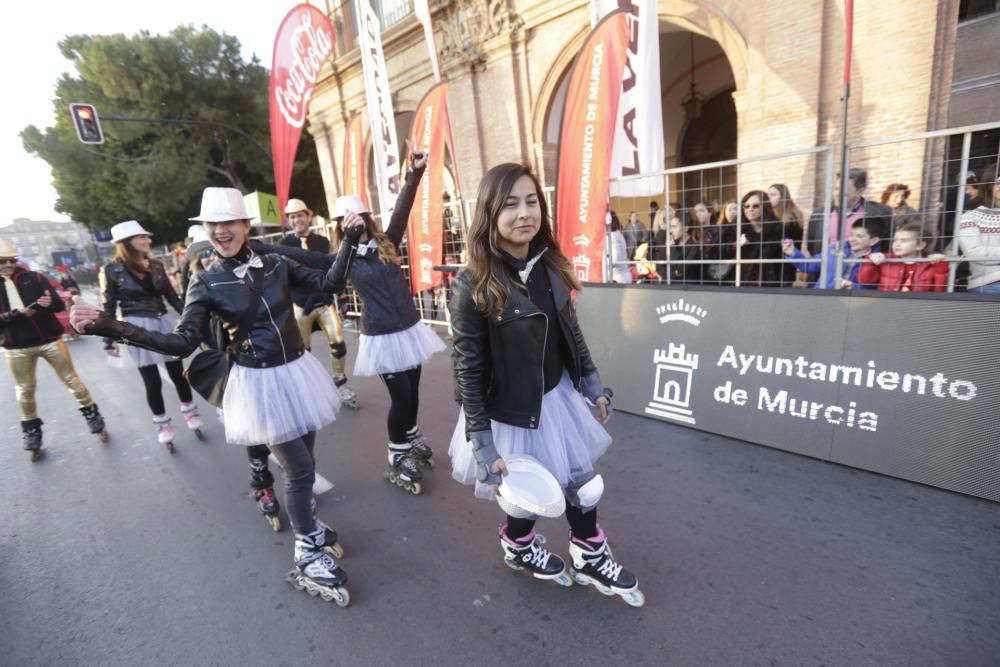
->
xmin=555 ymin=11 xmax=630 ymax=282
xmin=269 ymin=4 xmax=335 ymax=215
xmin=595 ymin=0 xmax=664 ymax=197
xmin=357 ymin=1 xmax=401 ymax=225
xmin=407 ymin=83 xmax=450 ymax=294
xmin=343 ymin=112 xmax=369 ymax=210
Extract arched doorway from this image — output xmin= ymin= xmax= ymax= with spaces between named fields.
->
xmin=537 ymin=19 xmax=738 ymax=210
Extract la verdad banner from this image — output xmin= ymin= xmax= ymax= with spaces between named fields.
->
xmin=407 ymin=83 xmax=450 ymax=294
xmin=555 ymin=10 xmax=630 ymax=283
xmin=594 ymin=0 xmax=664 ymax=197
xmin=357 ymin=0 xmax=401 ymax=226
xmin=269 ymin=4 xmax=336 ymax=218
xmin=343 ymin=113 xmax=369 ymax=211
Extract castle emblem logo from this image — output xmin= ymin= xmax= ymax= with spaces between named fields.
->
xmin=645 ymin=298 xmax=707 ymax=425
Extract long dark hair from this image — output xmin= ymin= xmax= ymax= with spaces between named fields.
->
xmin=113 ymin=239 xmax=152 ymax=277
xmin=466 ymin=163 xmax=580 ymax=316
xmin=330 ymin=211 xmax=402 ymax=266
xmin=741 ymin=190 xmax=782 ymax=240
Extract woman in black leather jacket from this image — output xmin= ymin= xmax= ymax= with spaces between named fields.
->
xmin=73 ymin=188 xmax=349 ymax=605
xmin=100 ymin=220 xmax=198 ymax=450
xmin=259 ymin=151 xmax=445 ymax=496
xmin=447 ymin=163 xmax=644 ymax=607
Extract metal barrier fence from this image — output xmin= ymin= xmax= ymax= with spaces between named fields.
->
xmin=154 ymin=123 xmax=998 ymax=329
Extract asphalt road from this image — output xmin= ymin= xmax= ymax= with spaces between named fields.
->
xmin=1 ymin=325 xmax=998 ymax=667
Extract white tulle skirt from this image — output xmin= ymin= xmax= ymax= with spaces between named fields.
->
xmin=449 ymin=372 xmax=612 ymax=501
xmin=354 ymin=322 xmax=446 ymax=376
xmin=222 ymin=352 xmax=341 ymax=446
xmin=108 ymin=314 xmax=179 ymax=368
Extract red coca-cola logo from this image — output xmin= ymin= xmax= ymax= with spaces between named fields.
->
xmin=274 ymin=12 xmax=333 ymax=129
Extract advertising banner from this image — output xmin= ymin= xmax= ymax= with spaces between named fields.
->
xmin=576 ymin=286 xmax=1000 ymax=502
xmin=269 ymin=4 xmax=336 ymax=215
xmin=555 ymin=11 xmax=630 ymax=283
xmin=357 ymin=1 xmax=401 ymax=224
xmin=407 ymin=83 xmax=450 ymax=294
xmin=594 ymin=0 xmax=664 ymax=197
xmin=343 ymin=113 xmax=369 ymax=209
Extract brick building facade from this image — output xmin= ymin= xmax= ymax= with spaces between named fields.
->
xmin=301 ymin=0 xmax=997 ymax=221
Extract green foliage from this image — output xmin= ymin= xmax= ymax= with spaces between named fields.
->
xmin=22 ymin=25 xmax=327 ymax=241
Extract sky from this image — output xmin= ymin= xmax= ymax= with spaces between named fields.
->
xmin=0 ymin=1 xmax=297 ymax=226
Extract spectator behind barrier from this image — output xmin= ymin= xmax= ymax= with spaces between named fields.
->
xmin=859 ymin=219 xmax=948 ymax=292
xmin=649 ymin=207 xmax=670 ymax=280
xmin=958 ymin=162 xmax=1000 ymax=294
xmin=739 ymin=190 xmax=789 ymax=288
xmin=769 ymin=183 xmax=808 ymax=284
xmin=881 ymin=183 xmax=917 ymax=228
xmin=784 ymin=216 xmax=885 ymax=290
xmin=623 ymin=210 xmax=649 ymax=262
xmin=665 ymin=214 xmax=702 ymax=285
xmin=704 ymin=200 xmax=738 ymax=286
xmin=608 ymin=211 xmax=632 ymax=284
xmin=829 ymin=169 xmax=893 ymax=247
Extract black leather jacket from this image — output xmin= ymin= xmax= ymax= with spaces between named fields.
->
xmin=101 ymin=260 xmax=183 ymax=318
xmin=448 ymin=262 xmax=608 ymax=435
xmin=103 ymin=253 xmax=340 ymax=369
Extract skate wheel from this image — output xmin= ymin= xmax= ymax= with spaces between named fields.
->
xmin=267 ymin=515 xmax=282 ymax=532
xmin=622 ymin=589 xmax=645 ymax=608
xmin=384 ymin=470 xmax=396 ymax=483
xmin=325 ymin=543 xmax=345 ymax=559
xmin=194 ymin=428 xmax=204 ymax=441
xmin=321 ymin=587 xmax=350 ymax=606
xmin=28 ymin=449 xmax=44 ymax=462
xmin=97 ymin=429 xmax=108 ymax=443
xmin=553 ymin=572 xmax=574 ymax=587
xmin=285 ymin=571 xmax=305 ymax=591
xmin=570 ymin=570 xmax=589 ymax=587
xmin=165 ymin=441 xmax=176 ymax=454
xmin=408 ymin=481 xmax=422 ymax=495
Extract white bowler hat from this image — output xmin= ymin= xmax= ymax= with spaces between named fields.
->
xmin=284 ymin=198 xmax=312 ymax=215
xmin=332 ymin=195 xmax=368 ymax=220
xmin=187 ymin=224 xmax=209 ymax=243
xmin=0 ymin=239 xmax=19 ymax=258
xmin=110 ymin=220 xmax=153 ymax=244
xmin=189 ymin=187 xmax=249 ymax=222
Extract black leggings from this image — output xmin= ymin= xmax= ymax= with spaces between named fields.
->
xmin=137 ymin=360 xmax=193 ymax=415
xmin=379 ymin=366 xmax=422 ymax=444
xmin=506 ymin=505 xmax=599 ymax=542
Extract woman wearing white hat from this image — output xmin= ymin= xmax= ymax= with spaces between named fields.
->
xmin=255 ymin=150 xmax=445 ymax=495
xmin=72 ymin=187 xmax=350 ymax=605
xmin=100 ymin=220 xmax=201 ymax=452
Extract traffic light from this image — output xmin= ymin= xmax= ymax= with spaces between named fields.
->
xmin=69 ymin=103 xmax=104 ymax=144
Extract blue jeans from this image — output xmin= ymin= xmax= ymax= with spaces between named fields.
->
xmin=969 ymin=282 xmax=1000 ymax=294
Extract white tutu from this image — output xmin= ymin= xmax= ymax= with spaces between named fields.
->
xmin=222 ymin=351 xmax=341 ymax=446
xmin=108 ymin=314 xmax=180 ymax=368
xmin=354 ymin=321 xmax=446 ymax=376
xmin=449 ymin=372 xmax=612 ymax=500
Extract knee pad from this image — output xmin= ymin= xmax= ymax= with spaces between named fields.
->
xmin=329 ymin=341 xmax=347 ymax=359
xmin=565 ymin=473 xmax=604 ymax=510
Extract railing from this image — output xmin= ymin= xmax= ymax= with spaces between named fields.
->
xmin=154 ymin=123 xmax=999 ymax=334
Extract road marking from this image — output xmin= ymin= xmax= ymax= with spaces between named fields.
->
xmin=269 ymin=454 xmax=335 ymax=495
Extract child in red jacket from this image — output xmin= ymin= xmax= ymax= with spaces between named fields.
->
xmin=858 ymin=219 xmax=948 ymax=292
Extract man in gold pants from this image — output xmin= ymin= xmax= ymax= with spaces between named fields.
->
xmin=0 ymin=241 xmax=107 ymax=460
xmin=279 ymin=198 xmax=358 ymax=408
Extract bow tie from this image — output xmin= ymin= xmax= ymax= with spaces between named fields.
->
xmin=356 ymin=239 xmax=378 ymax=256
xmin=233 ymin=255 xmax=263 ymax=279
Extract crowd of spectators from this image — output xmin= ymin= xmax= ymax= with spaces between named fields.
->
xmin=609 ymin=163 xmax=1000 ymax=294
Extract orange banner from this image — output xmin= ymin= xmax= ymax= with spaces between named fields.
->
xmin=407 ymin=83 xmax=450 ymax=294
xmin=343 ymin=113 xmax=369 ymax=209
xmin=555 ymin=10 xmax=630 ymax=283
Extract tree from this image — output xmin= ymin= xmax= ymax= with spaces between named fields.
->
xmin=22 ymin=25 xmax=327 ymax=241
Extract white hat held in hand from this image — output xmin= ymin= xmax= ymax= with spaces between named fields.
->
xmin=110 ymin=220 xmax=153 ymax=244
xmin=332 ymin=195 xmax=368 ymax=220
xmin=189 ymin=187 xmax=250 ymax=222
